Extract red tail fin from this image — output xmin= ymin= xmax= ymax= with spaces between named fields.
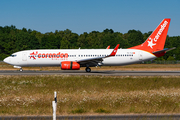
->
xmin=129 ymin=18 xmax=171 ymax=53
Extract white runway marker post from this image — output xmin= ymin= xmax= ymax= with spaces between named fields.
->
xmin=52 ymin=91 xmax=57 ymax=120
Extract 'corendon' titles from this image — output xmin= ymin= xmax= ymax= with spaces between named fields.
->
xmin=148 ymin=20 xmax=168 ymax=49
xmin=30 ymin=51 xmax=68 ymax=60
xmin=154 ymin=20 xmax=168 ymax=42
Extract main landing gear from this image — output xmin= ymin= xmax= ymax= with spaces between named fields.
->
xmin=85 ymin=67 xmax=91 ymax=72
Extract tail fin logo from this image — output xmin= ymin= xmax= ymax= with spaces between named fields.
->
xmin=147 ymin=20 xmax=168 ymax=49
xmin=148 ymin=37 xmax=156 ymax=49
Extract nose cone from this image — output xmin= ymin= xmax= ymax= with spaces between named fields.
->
xmin=3 ymin=57 xmax=9 ymax=64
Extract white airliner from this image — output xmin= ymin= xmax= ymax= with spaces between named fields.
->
xmin=3 ymin=18 xmax=175 ymax=72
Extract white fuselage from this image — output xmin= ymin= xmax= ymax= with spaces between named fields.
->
xmin=3 ymin=49 xmax=156 ymax=67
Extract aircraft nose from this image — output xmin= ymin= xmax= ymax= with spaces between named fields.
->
xmin=3 ymin=57 xmax=9 ymax=64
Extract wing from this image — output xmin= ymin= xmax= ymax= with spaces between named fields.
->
xmin=76 ymin=44 xmax=119 ymax=67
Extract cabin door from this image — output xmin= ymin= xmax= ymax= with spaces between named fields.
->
xmin=22 ymin=52 xmax=27 ymax=61
xmin=139 ymin=51 xmax=143 ymax=60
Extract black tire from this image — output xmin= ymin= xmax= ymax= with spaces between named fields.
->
xmin=85 ymin=67 xmax=91 ymax=72
xmin=19 ymin=68 xmax=23 ymax=72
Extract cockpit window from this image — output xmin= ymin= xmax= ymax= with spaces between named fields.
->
xmin=10 ymin=54 xmax=17 ymax=57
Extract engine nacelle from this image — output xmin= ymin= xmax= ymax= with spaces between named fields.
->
xmin=61 ymin=61 xmax=80 ymax=70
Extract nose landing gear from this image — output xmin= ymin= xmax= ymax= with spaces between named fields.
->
xmin=19 ymin=68 xmax=23 ymax=72
xmin=85 ymin=67 xmax=91 ymax=72
xmin=14 ymin=66 xmax=23 ymax=72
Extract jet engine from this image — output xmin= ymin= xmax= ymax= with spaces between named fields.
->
xmin=60 ymin=61 xmax=80 ymax=70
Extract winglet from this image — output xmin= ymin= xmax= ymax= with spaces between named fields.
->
xmin=109 ymin=44 xmax=119 ymax=56
xmin=106 ymin=45 xmax=110 ymax=49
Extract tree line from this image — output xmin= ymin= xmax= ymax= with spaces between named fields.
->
xmin=0 ymin=25 xmax=179 ymax=61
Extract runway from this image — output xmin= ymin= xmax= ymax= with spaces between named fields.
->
xmin=1 ymin=114 xmax=180 ymax=120
xmin=0 ymin=70 xmax=180 ymax=76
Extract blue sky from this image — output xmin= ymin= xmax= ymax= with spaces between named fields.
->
xmin=1 ymin=0 xmax=180 ymax=36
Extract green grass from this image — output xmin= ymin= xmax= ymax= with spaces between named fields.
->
xmin=95 ymin=108 xmax=111 ymax=113
xmin=71 ymin=108 xmax=86 ymax=114
xmin=1 ymin=75 xmax=180 ymax=115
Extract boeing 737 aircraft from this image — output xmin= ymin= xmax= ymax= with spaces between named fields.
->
xmin=3 ymin=18 xmax=175 ymax=72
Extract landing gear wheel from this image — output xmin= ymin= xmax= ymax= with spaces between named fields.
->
xmin=19 ymin=68 xmax=23 ymax=72
xmin=85 ymin=67 xmax=91 ymax=72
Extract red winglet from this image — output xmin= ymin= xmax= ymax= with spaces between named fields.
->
xmin=106 ymin=45 xmax=110 ymax=49
xmin=109 ymin=44 xmax=119 ymax=56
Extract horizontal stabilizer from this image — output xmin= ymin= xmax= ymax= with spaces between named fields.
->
xmin=152 ymin=47 xmax=176 ymax=54
xmin=152 ymin=47 xmax=176 ymax=57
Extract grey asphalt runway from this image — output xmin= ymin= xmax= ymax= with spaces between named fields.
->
xmin=0 ymin=70 xmax=180 ymax=76
xmin=1 ymin=114 xmax=180 ymax=120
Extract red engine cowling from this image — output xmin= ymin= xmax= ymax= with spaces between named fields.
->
xmin=61 ymin=61 xmax=80 ymax=70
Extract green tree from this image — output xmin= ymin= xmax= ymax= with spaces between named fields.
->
xmin=0 ymin=25 xmax=179 ymax=61
xmin=60 ymin=37 xmax=69 ymax=49
xmin=167 ymin=56 xmax=175 ymax=61
xmin=77 ymin=32 xmax=88 ymax=48
xmin=127 ymin=30 xmax=144 ymax=47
